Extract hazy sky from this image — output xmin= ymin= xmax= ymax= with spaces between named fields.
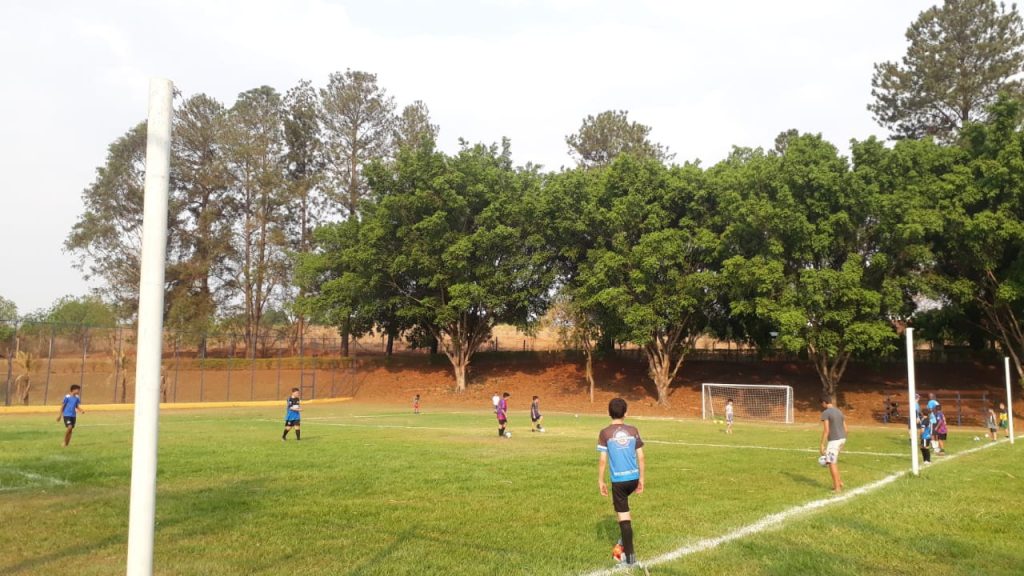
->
xmin=0 ymin=0 xmax=934 ymax=315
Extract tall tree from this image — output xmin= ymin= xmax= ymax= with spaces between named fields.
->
xmin=566 ymin=110 xmax=673 ymax=168
xmin=168 ymin=93 xmax=232 ymax=338
xmin=319 ymin=69 xmax=396 ymax=218
xmin=870 ymin=0 xmax=1024 ymax=140
xmin=356 ymin=139 xmax=556 ymax=390
xmin=571 ymin=156 xmax=716 ymax=406
xmin=931 ymin=96 xmax=1024 ymax=381
xmin=283 ymin=80 xmax=327 ymax=351
xmin=65 ymin=123 xmax=148 ymax=317
xmin=221 ymin=86 xmax=290 ymax=359
xmin=393 ymin=100 xmax=438 ymax=152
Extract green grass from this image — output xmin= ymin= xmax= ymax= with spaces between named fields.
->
xmin=1 ymin=404 xmax=1021 ymax=575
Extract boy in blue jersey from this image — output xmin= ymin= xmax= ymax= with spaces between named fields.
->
xmin=57 ymin=384 xmax=84 ymax=447
xmin=597 ymin=397 xmax=645 ymax=567
xmin=282 ymin=388 xmax=301 ymax=441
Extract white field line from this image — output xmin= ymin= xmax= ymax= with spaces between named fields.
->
xmin=643 ymin=439 xmax=904 ymax=458
xmin=577 ymin=436 xmax=1016 ymax=576
xmin=0 ymin=470 xmax=69 ymax=492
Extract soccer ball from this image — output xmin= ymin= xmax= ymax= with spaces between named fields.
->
xmin=505 ymin=431 xmax=512 ymax=438
xmin=817 ymin=455 xmax=828 ymax=467
xmin=612 ymin=542 xmax=624 ymax=562
xmin=974 ymin=436 xmax=980 ymax=441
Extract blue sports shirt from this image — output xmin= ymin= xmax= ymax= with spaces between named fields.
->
xmin=286 ymin=397 xmax=301 ymax=420
xmin=62 ymin=394 xmax=81 ymax=417
xmin=597 ymin=423 xmax=644 ymax=482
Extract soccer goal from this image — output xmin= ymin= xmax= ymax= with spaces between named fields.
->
xmin=702 ymin=383 xmax=794 ymax=424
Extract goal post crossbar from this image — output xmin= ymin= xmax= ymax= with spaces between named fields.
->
xmin=701 ymin=383 xmax=794 ymax=424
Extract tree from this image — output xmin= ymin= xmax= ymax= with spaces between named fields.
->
xmin=571 ymin=156 xmax=716 ymax=406
xmin=168 ymin=93 xmax=232 ymax=338
xmin=869 ymin=0 xmax=1024 ymax=140
xmin=220 ymin=86 xmax=291 ymax=359
xmin=65 ymin=123 xmax=148 ymax=317
xmin=319 ymin=69 xmax=396 ymax=218
xmin=566 ymin=110 xmax=673 ymax=168
xmin=931 ymin=96 xmax=1024 ymax=381
xmin=717 ymin=133 xmax=940 ymax=398
xmin=355 ymin=139 xmax=556 ymax=390
xmin=393 ymin=100 xmax=438 ymax=152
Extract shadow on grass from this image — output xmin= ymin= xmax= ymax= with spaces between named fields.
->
xmin=1 ymin=533 xmax=124 ymax=575
xmin=780 ymin=470 xmax=825 ymax=489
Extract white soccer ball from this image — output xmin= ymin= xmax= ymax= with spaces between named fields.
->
xmin=505 ymin=431 xmax=512 ymax=438
xmin=974 ymin=436 xmax=980 ymax=441
xmin=817 ymin=455 xmax=828 ymax=467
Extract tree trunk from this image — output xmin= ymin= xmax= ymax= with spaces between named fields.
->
xmin=585 ymin=347 xmax=595 ymax=403
xmin=341 ymin=318 xmax=351 ymax=357
xmin=452 ymin=358 xmax=468 ymax=391
xmin=809 ymin=345 xmax=850 ymax=402
xmin=429 ymin=335 xmax=439 ymax=355
xmin=385 ymin=326 xmax=395 ymax=357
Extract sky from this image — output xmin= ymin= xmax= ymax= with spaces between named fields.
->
xmin=0 ymin=0 xmax=936 ymax=315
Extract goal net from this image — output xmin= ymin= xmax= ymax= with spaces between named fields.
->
xmin=702 ymin=383 xmax=794 ymax=424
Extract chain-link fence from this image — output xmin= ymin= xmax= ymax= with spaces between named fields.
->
xmin=0 ymin=320 xmax=404 ymax=407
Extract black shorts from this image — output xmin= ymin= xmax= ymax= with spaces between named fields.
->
xmin=62 ymin=416 xmax=76 ymax=428
xmin=937 ymin=433 xmax=947 ymax=440
xmin=285 ymin=419 xmax=300 ymax=427
xmin=498 ymin=418 xmax=507 ymax=426
xmin=531 ymin=416 xmax=541 ymax=423
xmin=612 ymin=480 xmax=639 ymax=513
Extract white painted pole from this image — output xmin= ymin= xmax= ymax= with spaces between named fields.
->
xmin=1006 ymin=357 xmax=1016 ymax=445
xmin=906 ymin=328 xmax=920 ymax=475
xmin=126 ymin=78 xmax=173 ymax=576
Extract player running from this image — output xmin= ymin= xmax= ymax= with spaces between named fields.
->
xmin=530 ymin=395 xmax=545 ymax=432
xmin=57 ymin=384 xmax=84 ymax=447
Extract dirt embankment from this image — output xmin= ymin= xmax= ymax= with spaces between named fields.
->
xmin=344 ymin=352 xmax=1019 ymax=426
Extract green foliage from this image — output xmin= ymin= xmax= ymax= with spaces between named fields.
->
xmin=870 ymin=0 xmax=1024 ymax=140
xmin=566 ymin=110 xmax=674 ymax=168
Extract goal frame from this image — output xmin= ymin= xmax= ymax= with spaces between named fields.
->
xmin=701 ymin=383 xmax=794 ymax=424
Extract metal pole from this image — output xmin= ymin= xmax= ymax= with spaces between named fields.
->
xmin=44 ymin=326 xmax=53 ymax=405
xmin=956 ymin=391 xmax=962 ymax=427
xmin=126 ymin=77 xmax=172 ymax=576
xmin=1006 ymin=357 xmax=1016 ymax=444
xmin=114 ymin=327 xmax=122 ymax=403
xmin=250 ymin=344 xmax=255 ymax=401
xmin=906 ymin=328 xmax=920 ymax=476
xmin=227 ymin=338 xmax=234 ymax=401
xmin=79 ymin=328 xmax=88 ymax=391
xmin=4 ymin=321 xmax=16 ymax=406
xmin=199 ymin=341 xmax=205 ymax=403
xmin=172 ymin=337 xmax=179 ymax=403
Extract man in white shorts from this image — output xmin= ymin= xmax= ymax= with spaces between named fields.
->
xmin=819 ymin=396 xmax=848 ymax=493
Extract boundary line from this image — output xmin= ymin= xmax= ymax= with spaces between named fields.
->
xmin=577 ymin=436 xmax=1016 ymax=576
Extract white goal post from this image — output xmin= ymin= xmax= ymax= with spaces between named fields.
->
xmin=702 ymin=383 xmax=794 ymax=424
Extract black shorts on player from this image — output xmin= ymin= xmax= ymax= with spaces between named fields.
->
xmin=285 ymin=419 xmax=300 ymax=427
xmin=63 ymin=416 xmax=77 ymax=428
xmin=498 ymin=418 xmax=507 ymax=426
xmin=612 ymin=479 xmax=639 ymax=513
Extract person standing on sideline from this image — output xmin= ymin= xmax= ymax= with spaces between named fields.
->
xmin=57 ymin=384 xmax=84 ymax=447
xmin=497 ymin=392 xmax=510 ymax=438
xmin=998 ymin=402 xmax=1010 ymax=438
xmin=987 ymin=407 xmax=999 ymax=441
xmin=725 ymin=398 xmax=734 ymax=434
xmin=530 ymin=395 xmax=545 ymax=432
xmin=282 ymin=388 xmax=302 ymax=441
xmin=819 ymin=396 xmax=847 ymax=492
xmin=492 ymin=391 xmax=500 ymax=414
xmin=413 ymin=394 xmax=421 ymax=415
xmin=933 ymin=403 xmax=947 ymax=454
xmin=597 ymin=397 xmax=646 ymax=568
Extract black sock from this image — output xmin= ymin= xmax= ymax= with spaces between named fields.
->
xmin=282 ymin=429 xmax=289 ymax=439
xmin=619 ymin=520 xmax=634 ymax=558
xmin=296 ymin=430 xmax=301 ymax=440
xmin=499 ymin=428 xmax=504 ymax=437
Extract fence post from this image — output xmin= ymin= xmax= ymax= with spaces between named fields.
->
xmin=172 ymin=336 xmax=179 ymax=403
xmin=199 ymin=337 xmax=205 ymax=403
xmin=79 ymin=327 xmax=89 ymax=394
xmin=227 ymin=338 xmax=234 ymax=402
xmin=4 ymin=320 xmax=17 ymax=406
xmin=956 ymin=391 xmax=962 ymax=426
xmin=250 ymin=344 xmax=256 ymax=401
xmin=114 ymin=326 xmax=123 ymax=403
xmin=276 ymin=347 xmax=282 ymax=400
xmin=44 ymin=325 xmax=54 ymax=405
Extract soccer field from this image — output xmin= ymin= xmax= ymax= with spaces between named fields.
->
xmin=1 ymin=403 xmax=1021 ymax=575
